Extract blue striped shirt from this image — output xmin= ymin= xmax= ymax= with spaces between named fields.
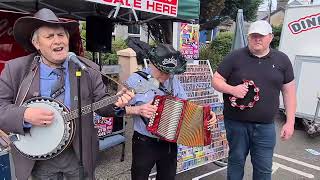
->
xmin=39 ymin=59 xmax=71 ymax=108
xmin=126 ymin=68 xmax=187 ymax=138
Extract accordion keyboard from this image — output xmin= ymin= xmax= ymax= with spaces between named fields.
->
xmin=156 ymin=99 xmax=184 ymax=141
xmin=147 ymin=95 xmax=212 ymax=146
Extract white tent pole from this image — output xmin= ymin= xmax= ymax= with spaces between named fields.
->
xmin=113 ymin=2 xmax=121 ymax=18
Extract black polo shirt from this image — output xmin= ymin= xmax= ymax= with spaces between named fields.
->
xmin=217 ymin=47 xmax=294 ymax=123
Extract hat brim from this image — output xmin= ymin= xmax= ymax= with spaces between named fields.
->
xmin=13 ymin=16 xmax=79 ymax=52
xmin=149 ymin=53 xmax=186 ymax=74
xmin=248 ymin=31 xmax=270 ymax=36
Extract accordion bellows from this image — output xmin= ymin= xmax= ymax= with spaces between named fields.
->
xmin=147 ymin=95 xmax=212 ymax=147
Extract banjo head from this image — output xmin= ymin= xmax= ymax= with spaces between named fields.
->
xmin=13 ymin=98 xmax=74 ymax=160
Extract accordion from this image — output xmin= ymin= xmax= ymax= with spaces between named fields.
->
xmin=147 ymin=95 xmax=212 ymax=147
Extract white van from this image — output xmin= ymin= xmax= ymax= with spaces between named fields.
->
xmin=279 ymin=4 xmax=320 ymax=135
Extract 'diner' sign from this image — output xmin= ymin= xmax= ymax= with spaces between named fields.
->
xmin=86 ymin=0 xmax=178 ymax=17
xmin=288 ymin=13 xmax=320 ymax=34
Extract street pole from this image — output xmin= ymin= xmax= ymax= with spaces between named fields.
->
xmin=268 ymin=0 xmax=272 ymax=23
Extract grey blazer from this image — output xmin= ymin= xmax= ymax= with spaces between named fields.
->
xmin=0 ymin=53 xmax=115 ymax=180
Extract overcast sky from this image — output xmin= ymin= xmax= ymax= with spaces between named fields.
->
xmin=258 ymin=0 xmax=320 ymax=11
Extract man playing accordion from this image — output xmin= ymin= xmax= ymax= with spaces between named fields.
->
xmin=125 ymin=44 xmax=215 ymax=180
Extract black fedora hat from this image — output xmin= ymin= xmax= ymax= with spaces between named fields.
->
xmin=13 ymin=8 xmax=79 ymax=52
xmin=148 ymin=44 xmax=187 ymax=74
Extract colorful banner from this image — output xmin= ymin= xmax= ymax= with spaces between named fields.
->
xmin=86 ymin=0 xmax=178 ymax=17
xmin=179 ymin=23 xmax=199 ymax=60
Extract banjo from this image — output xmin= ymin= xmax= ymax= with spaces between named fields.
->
xmin=10 ymin=69 xmax=154 ymax=160
xmin=11 ymin=94 xmax=124 ymax=160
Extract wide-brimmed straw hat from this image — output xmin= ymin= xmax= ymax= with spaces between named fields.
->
xmin=148 ymin=44 xmax=187 ymax=74
xmin=13 ymin=8 xmax=79 ymax=52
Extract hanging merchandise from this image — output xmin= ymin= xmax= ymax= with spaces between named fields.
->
xmin=175 ymin=60 xmax=228 ymax=173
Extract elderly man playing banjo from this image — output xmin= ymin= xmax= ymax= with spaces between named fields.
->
xmin=0 ymin=8 xmax=134 ymax=180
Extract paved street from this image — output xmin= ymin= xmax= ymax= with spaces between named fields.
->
xmin=95 ymin=113 xmax=320 ymax=180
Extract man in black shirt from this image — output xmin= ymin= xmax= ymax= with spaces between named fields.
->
xmin=212 ymin=20 xmax=296 ymax=180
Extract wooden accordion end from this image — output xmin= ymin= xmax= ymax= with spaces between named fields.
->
xmin=147 ymin=95 xmax=212 ymax=147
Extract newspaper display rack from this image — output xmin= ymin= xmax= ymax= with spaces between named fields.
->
xmin=175 ymin=60 xmax=228 ymax=173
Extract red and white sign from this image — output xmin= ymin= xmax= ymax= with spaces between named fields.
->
xmin=86 ymin=0 xmax=178 ymax=17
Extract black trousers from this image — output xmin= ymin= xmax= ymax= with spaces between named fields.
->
xmin=131 ymin=131 xmax=178 ymax=180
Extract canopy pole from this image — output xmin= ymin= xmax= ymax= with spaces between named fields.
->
xmin=113 ymin=2 xmax=121 ymax=18
xmin=36 ymin=0 xmax=39 ymax=11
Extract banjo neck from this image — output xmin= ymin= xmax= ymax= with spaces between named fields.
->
xmin=62 ymin=94 xmax=122 ymax=121
xmin=60 ymin=80 xmax=153 ymax=122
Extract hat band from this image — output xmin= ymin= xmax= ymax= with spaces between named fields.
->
xmin=162 ymin=56 xmax=177 ymax=67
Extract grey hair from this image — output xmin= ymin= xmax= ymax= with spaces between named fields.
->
xmin=31 ymin=29 xmax=39 ymax=44
xmin=31 ymin=26 xmax=70 ymax=44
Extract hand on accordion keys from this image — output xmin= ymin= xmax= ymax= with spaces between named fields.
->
xmin=136 ymin=101 xmax=157 ymax=119
xmin=207 ymin=111 xmax=217 ymax=130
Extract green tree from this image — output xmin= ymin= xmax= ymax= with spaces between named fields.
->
xmin=200 ymin=32 xmax=234 ymax=71
xmin=148 ymin=0 xmax=262 ymax=44
xmin=221 ymin=0 xmax=263 ymax=21
xmin=270 ymin=25 xmax=282 ymax=49
xmin=147 ymin=0 xmax=227 ymax=43
xmin=200 ymin=0 xmax=226 ymax=30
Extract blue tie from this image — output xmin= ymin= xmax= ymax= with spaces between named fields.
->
xmin=50 ymin=67 xmax=65 ymax=102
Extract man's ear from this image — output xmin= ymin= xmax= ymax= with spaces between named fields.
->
xmin=32 ymin=39 xmax=40 ymax=51
xmin=268 ymin=34 xmax=274 ymax=43
xmin=270 ymin=33 xmax=274 ymax=39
